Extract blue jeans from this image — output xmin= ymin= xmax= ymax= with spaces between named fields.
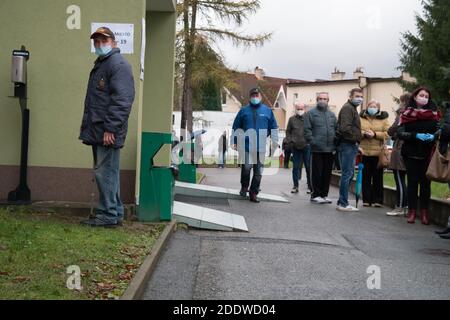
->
xmin=93 ymin=146 xmax=124 ymax=223
xmin=338 ymin=143 xmax=359 ymax=207
xmin=292 ymin=146 xmax=311 ymax=189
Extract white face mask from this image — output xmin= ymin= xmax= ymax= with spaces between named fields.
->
xmin=416 ymin=96 xmax=429 ymax=107
xmin=296 ymin=110 xmax=305 ymax=117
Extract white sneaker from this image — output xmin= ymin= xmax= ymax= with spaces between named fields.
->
xmin=337 ymin=205 xmax=359 ymax=212
xmin=386 ymin=208 xmax=405 ymax=216
xmin=311 ymin=197 xmax=326 ymax=204
xmin=323 ymin=197 xmax=333 ymax=204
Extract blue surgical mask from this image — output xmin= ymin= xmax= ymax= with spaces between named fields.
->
xmin=367 ymin=107 xmax=378 ymax=116
xmin=95 ymin=45 xmax=113 ymax=56
xmin=317 ymin=102 xmax=328 ymax=110
xmin=351 ymin=97 xmax=364 ymax=106
xmin=250 ymin=98 xmax=261 ymax=105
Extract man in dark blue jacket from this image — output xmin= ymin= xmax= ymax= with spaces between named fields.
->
xmin=79 ymin=27 xmax=135 ymax=228
xmin=231 ymin=88 xmax=279 ymax=203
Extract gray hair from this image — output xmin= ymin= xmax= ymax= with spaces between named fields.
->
xmin=367 ymin=99 xmax=381 ymax=108
xmin=316 ymin=92 xmax=330 ymax=101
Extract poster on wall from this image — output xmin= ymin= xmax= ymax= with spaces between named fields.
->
xmin=91 ymin=23 xmax=134 ymax=54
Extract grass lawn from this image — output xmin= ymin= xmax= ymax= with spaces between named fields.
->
xmin=0 ymin=208 xmax=165 ymax=300
xmin=196 ymin=172 xmax=204 ymax=183
xmin=383 ymin=173 xmax=450 ymax=200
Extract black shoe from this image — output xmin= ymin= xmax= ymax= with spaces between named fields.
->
xmin=291 ymin=187 xmax=299 ymax=194
xmin=239 ymin=188 xmax=248 ymax=197
xmin=80 ymin=218 xmax=119 ymax=228
xmin=435 ymin=228 xmax=450 ymax=235
xmin=439 ymin=232 xmax=450 ymax=239
xmin=249 ymin=192 xmax=260 ymax=203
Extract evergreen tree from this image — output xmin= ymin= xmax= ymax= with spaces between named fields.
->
xmin=399 ymin=0 xmax=450 ymax=104
xmin=200 ymin=79 xmax=222 ymax=111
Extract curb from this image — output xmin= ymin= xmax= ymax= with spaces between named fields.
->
xmin=121 ymin=220 xmax=177 ymax=300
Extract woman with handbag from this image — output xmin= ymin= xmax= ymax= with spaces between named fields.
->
xmin=359 ymin=100 xmax=390 ymax=207
xmin=386 ymin=93 xmax=411 ymax=216
xmin=397 ymin=87 xmax=441 ymax=225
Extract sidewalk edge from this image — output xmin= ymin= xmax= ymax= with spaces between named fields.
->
xmin=120 ymin=220 xmax=177 ymax=300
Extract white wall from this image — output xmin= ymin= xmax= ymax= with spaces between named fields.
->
xmin=172 ymin=111 xmax=237 ymax=159
xmin=286 ymin=82 xmax=359 ymax=128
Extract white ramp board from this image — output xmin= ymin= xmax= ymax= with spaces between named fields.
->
xmin=175 ymin=181 xmax=289 ymax=203
xmin=173 ymin=201 xmax=249 ymax=232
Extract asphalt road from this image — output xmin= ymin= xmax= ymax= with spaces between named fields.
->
xmin=143 ymin=168 xmax=450 ymax=300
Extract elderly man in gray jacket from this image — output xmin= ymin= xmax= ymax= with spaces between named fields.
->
xmin=304 ymin=93 xmax=337 ymax=204
xmin=79 ymin=27 xmax=135 ymax=228
xmin=286 ymin=103 xmax=312 ymax=194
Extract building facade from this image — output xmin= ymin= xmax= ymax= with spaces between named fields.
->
xmin=283 ymin=69 xmax=412 ymax=129
xmin=0 ymin=0 xmax=177 ymax=204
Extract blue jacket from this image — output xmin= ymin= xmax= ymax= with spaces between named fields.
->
xmin=231 ymin=103 xmax=279 ymax=153
xmin=79 ymin=48 xmax=135 ymax=148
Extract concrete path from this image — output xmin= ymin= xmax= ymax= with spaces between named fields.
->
xmin=143 ymin=168 xmax=450 ymax=300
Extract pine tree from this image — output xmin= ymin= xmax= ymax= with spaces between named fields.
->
xmin=197 ymin=79 xmax=221 ymax=111
xmin=177 ymin=0 xmax=271 ymax=136
xmin=399 ymin=0 xmax=450 ymax=104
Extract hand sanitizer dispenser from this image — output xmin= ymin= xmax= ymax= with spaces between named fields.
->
xmin=11 ymin=48 xmax=29 ymax=98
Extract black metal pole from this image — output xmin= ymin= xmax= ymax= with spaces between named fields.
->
xmin=8 ymin=84 xmax=31 ymax=204
xmin=19 ymin=107 xmax=30 ymax=189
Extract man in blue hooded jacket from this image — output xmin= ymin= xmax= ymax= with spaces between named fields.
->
xmin=79 ymin=27 xmax=135 ymax=228
xmin=231 ymin=88 xmax=279 ymax=203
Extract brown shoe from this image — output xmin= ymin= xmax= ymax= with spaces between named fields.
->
xmin=407 ymin=209 xmax=416 ymax=224
xmin=420 ymin=209 xmax=430 ymax=225
xmin=249 ymin=192 xmax=260 ymax=203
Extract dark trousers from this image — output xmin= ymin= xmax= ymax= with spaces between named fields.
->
xmin=362 ymin=156 xmax=384 ymax=205
xmin=393 ymin=170 xmax=408 ymax=208
xmin=292 ymin=146 xmax=312 ymax=189
xmin=284 ymin=149 xmax=292 ymax=168
xmin=405 ymin=157 xmax=431 ymax=210
xmin=241 ymin=152 xmax=264 ymax=194
xmin=310 ymin=152 xmax=334 ymax=198
xmin=334 ymin=151 xmax=341 ymax=170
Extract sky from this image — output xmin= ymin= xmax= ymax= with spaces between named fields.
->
xmin=214 ymin=0 xmax=423 ymax=81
